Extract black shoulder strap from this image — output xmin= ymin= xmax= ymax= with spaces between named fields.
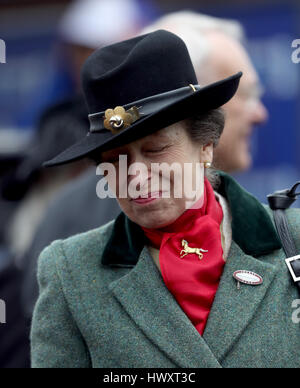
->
xmin=267 ymin=182 xmax=300 ymax=294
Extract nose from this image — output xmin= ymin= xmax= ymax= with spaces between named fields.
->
xmin=127 ymin=153 xmax=151 ymax=191
xmin=252 ymin=100 xmax=269 ymax=125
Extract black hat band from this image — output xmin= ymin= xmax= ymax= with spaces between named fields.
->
xmin=88 ymin=84 xmax=200 ymax=134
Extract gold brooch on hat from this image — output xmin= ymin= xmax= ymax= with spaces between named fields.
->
xmin=104 ymin=106 xmax=140 ymax=134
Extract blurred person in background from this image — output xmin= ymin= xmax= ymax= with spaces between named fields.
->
xmin=59 ymin=0 xmax=148 ymax=90
xmin=3 ymin=100 xmax=90 ymax=263
xmin=0 ymin=98 xmax=89 ymax=368
xmin=143 ymin=11 xmax=268 ymax=173
xmin=0 ymin=139 xmax=27 ymax=257
xmin=0 ymin=136 xmax=30 ymax=368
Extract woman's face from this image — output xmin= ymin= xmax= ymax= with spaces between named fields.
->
xmin=100 ymin=122 xmax=213 ymax=229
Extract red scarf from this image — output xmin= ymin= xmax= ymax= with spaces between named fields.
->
xmin=142 ymin=178 xmax=225 ymax=335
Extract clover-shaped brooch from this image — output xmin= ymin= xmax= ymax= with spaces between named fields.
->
xmin=103 ymin=106 xmax=140 ymax=134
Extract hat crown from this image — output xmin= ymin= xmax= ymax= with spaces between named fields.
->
xmin=81 ymin=30 xmax=198 ymax=114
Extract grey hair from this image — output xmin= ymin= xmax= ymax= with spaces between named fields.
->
xmin=183 ymin=108 xmax=225 ymax=189
xmin=142 ymin=11 xmax=245 ymax=83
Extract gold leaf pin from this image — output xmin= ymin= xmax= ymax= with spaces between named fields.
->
xmin=104 ymin=106 xmax=140 ymax=134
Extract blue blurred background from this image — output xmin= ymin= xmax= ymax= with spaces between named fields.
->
xmin=0 ymin=0 xmax=299 ymax=202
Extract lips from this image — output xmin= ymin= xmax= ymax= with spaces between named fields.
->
xmin=131 ymin=191 xmax=163 ymax=204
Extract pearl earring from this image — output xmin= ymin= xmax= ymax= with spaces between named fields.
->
xmin=204 ymin=162 xmax=212 ymax=169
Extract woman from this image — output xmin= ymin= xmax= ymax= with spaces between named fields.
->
xmin=31 ymin=30 xmax=300 ymax=368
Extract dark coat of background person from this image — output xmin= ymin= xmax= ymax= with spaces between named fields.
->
xmin=0 ymin=96 xmax=93 ymax=368
xmin=21 ymin=169 xmax=120 ymax=318
xmin=0 ymin=258 xmax=30 ymax=368
xmin=0 ymin=141 xmax=28 ymax=369
xmin=0 ymin=153 xmax=25 ymax=245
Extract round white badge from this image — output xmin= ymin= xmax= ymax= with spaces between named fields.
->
xmin=233 ymin=270 xmax=263 ymax=286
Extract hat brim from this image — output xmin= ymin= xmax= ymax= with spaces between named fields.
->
xmin=44 ymin=72 xmax=242 ymax=167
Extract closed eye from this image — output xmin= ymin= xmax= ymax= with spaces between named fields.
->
xmin=144 ymin=145 xmax=169 ymax=153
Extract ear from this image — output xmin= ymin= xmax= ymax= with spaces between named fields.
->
xmin=200 ymin=143 xmax=213 ymax=164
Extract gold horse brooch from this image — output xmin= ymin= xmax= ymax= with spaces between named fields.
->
xmin=180 ymin=239 xmax=208 ymax=260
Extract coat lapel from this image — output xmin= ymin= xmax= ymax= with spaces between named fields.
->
xmin=109 ymin=246 xmax=222 ymax=368
xmin=203 ymin=240 xmax=280 ymax=362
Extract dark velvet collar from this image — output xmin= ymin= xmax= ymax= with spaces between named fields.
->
xmin=101 ymin=172 xmax=282 ymax=267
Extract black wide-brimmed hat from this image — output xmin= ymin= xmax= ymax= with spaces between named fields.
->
xmin=45 ymin=30 xmax=242 ymax=167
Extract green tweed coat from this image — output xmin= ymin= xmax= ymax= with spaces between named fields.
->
xmin=30 ymin=173 xmax=300 ymax=368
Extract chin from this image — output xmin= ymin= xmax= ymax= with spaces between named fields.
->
xmin=120 ymin=198 xmax=185 ymax=229
xmin=237 ymin=153 xmax=252 ymax=172
xmin=133 ymin=207 xmax=182 ymax=229
xmin=227 ymin=143 xmax=252 ymax=172
xmin=136 ymin=213 xmax=177 ymax=229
